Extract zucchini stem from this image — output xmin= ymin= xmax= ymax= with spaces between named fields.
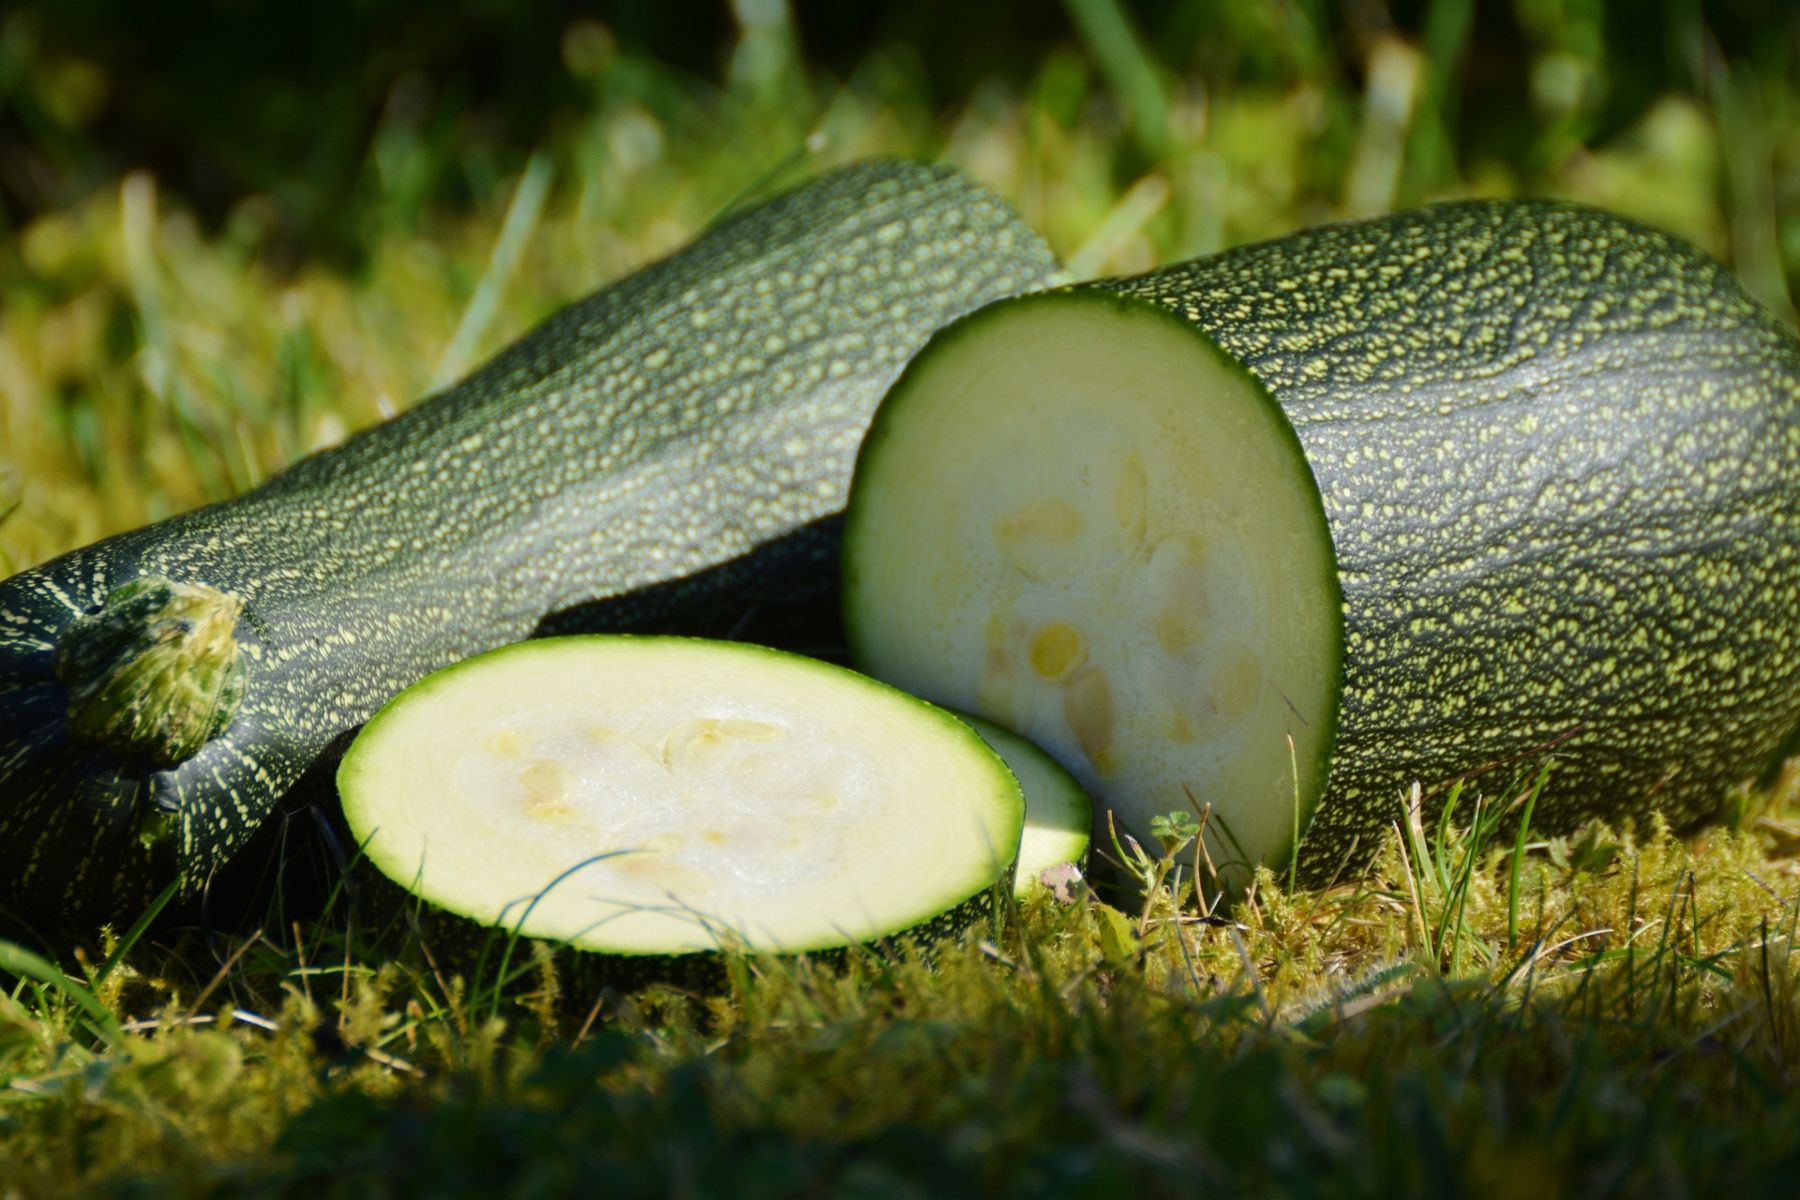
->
xmin=53 ymin=577 xmax=248 ymax=767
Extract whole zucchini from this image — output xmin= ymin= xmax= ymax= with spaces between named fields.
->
xmin=844 ymin=200 xmax=1800 ymax=885
xmin=0 ymin=160 xmax=1060 ymax=928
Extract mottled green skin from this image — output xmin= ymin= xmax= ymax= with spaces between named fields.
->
xmin=1099 ymin=200 xmax=1800 ymax=882
xmin=0 ymin=160 xmax=1060 ymax=927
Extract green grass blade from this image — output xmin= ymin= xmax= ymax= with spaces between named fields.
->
xmin=1506 ymin=763 xmax=1549 ymax=949
xmin=1432 ymin=778 xmax=1462 ymax=896
xmin=431 ymin=151 xmax=554 ymax=388
xmin=707 ymin=136 xmax=826 ymax=229
xmin=92 ymin=875 xmax=182 ymax=988
xmin=0 ymin=470 xmax=19 ymax=576
xmin=1060 ymin=0 xmax=1171 ymax=159
xmin=0 ymin=940 xmax=123 ymax=1048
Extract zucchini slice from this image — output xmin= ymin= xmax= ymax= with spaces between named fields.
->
xmin=338 ymin=637 xmax=1023 ymax=957
xmin=954 ymin=712 xmax=1091 ymax=896
xmin=846 ymin=201 xmax=1800 ymax=885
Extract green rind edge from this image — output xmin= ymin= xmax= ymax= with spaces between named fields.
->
xmin=950 ymin=709 xmax=1093 ymax=885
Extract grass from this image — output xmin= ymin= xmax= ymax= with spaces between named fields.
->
xmin=4 ymin=7 xmax=1796 ymax=577
xmin=5 ymin=794 xmax=1800 ymax=1194
xmin=4 ymin=2 xmax=1800 ymax=1194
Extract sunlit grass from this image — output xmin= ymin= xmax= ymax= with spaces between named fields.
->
xmin=2 ymin=8 xmax=1793 ymax=574
xmin=3 ymin=792 xmax=1800 ymax=1193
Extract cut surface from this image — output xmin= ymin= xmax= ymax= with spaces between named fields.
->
xmin=338 ymin=636 xmax=1022 ymax=956
xmin=954 ymin=711 xmax=1091 ymax=895
xmin=845 ymin=293 xmax=1341 ymax=874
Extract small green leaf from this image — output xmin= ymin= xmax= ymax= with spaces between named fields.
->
xmin=1093 ymin=903 xmax=1141 ymax=963
xmin=1149 ymin=810 xmax=1201 ymax=859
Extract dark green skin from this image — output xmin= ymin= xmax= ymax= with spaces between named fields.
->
xmin=1101 ymin=200 xmax=1800 ymax=882
xmin=0 ymin=160 xmax=1060 ymax=928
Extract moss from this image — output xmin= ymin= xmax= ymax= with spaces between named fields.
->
xmin=0 ymin=800 xmax=1797 ymax=1193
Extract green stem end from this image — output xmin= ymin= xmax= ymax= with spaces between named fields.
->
xmin=53 ymin=577 xmax=249 ymax=768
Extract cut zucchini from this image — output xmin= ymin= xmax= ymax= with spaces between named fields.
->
xmin=955 ymin=712 xmax=1091 ymax=896
xmin=847 ymin=293 xmax=1338 ymax=877
xmin=337 ymin=636 xmax=1023 ymax=957
xmin=846 ymin=201 xmax=1800 ymax=887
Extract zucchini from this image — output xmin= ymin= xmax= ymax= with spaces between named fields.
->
xmin=955 ymin=712 xmax=1091 ymax=896
xmin=337 ymin=636 xmax=1023 ymax=960
xmin=0 ymin=160 xmax=1059 ymax=927
xmin=843 ymin=200 xmax=1800 ymax=885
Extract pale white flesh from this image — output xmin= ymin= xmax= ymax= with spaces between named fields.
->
xmin=339 ymin=637 xmax=1023 ymax=956
xmin=846 ymin=296 xmax=1339 ymax=877
xmin=955 ymin=712 xmax=1092 ymax=896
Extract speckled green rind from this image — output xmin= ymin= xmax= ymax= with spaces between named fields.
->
xmin=1092 ymin=200 xmax=1800 ymax=882
xmin=0 ymin=160 xmax=1061 ymax=928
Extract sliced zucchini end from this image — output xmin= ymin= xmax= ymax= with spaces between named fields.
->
xmin=846 ymin=292 xmax=1343 ymax=876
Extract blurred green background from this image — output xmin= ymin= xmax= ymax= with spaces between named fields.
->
xmin=4 ymin=12 xmax=1800 ymax=1189
xmin=2 ymin=0 xmax=1797 ymax=573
